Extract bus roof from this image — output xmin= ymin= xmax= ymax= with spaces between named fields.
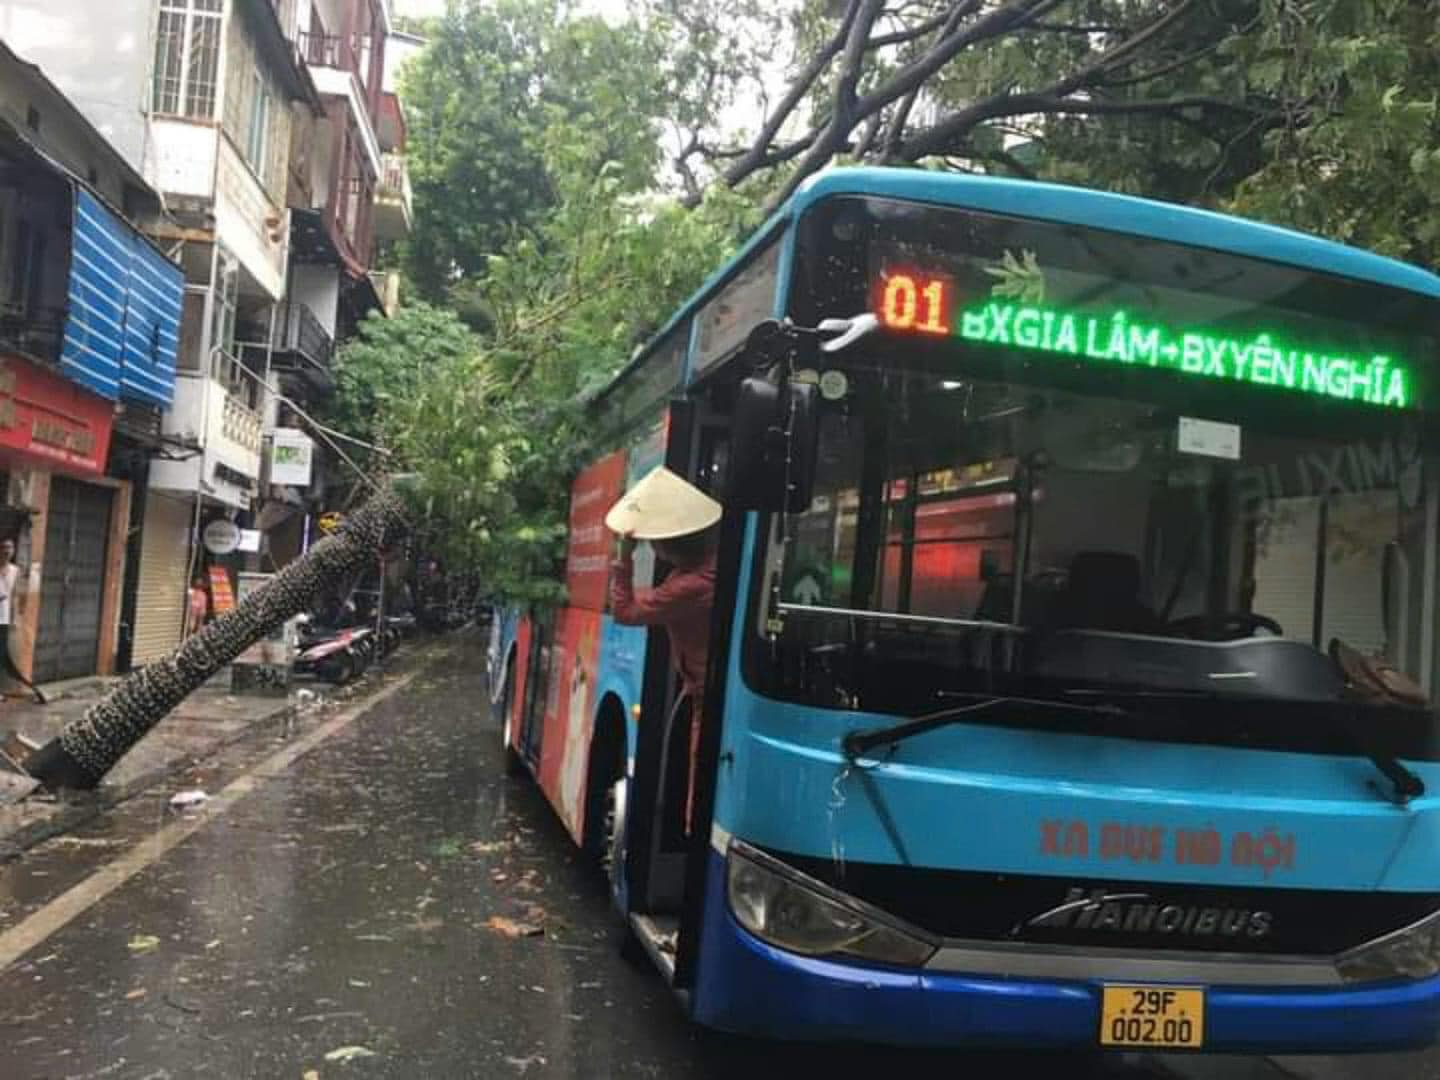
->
xmin=595 ymin=167 xmax=1440 ymax=407
xmin=795 ymin=167 xmax=1440 ymax=298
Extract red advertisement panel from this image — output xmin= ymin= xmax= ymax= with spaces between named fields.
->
xmin=538 ymin=607 xmax=603 ymax=842
xmin=0 ymin=354 xmax=113 ymax=476
xmin=564 ymin=450 xmax=627 ymax=611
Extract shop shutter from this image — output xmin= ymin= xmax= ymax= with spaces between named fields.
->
xmin=130 ymin=491 xmax=192 ymax=666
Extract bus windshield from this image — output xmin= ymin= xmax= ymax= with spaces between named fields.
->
xmin=754 ymin=197 xmax=1440 ymax=715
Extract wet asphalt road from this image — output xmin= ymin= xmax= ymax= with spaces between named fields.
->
xmin=0 ymin=637 xmax=1421 ymax=1078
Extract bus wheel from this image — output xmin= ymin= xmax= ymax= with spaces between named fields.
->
xmin=499 ymin=661 xmax=525 ymax=777
xmin=583 ymin=725 xmax=625 ymax=868
xmin=602 ymin=774 xmax=627 ymax=884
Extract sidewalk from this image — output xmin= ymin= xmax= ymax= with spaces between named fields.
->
xmin=0 ymin=673 xmax=298 ymax=860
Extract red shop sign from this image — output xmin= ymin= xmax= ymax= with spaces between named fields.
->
xmin=0 ymin=355 xmax=113 ymax=476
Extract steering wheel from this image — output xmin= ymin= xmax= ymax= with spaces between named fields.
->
xmin=1166 ymin=611 xmax=1283 ymax=641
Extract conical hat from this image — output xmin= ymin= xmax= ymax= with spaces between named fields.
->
xmin=604 ymin=467 xmax=722 ymax=540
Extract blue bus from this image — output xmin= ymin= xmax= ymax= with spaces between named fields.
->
xmin=489 ymin=166 xmax=1440 ymax=1054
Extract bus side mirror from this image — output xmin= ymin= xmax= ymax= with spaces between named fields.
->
xmin=729 ymin=376 xmax=819 ymax=513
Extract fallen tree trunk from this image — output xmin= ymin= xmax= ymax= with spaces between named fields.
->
xmin=25 ymin=487 xmax=409 ymax=791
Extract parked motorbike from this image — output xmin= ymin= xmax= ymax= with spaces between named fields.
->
xmin=294 ymin=615 xmax=374 ymax=685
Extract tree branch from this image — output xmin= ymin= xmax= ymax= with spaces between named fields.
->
xmin=707 ymin=0 xmax=864 ymax=200
xmin=882 ymin=0 xmax=981 ymax=159
xmin=1098 ymin=12 xmax=1260 ymax=90
xmin=897 ymin=0 xmax=1204 ymax=160
xmin=671 ymin=127 xmax=702 ymax=203
xmin=853 ymin=0 xmax=1064 ymax=120
xmin=864 ymin=9 xmax=952 ymax=49
xmin=1027 ymin=21 xmax=1126 ymax=34
xmin=903 ymin=93 xmax=1264 ymax=162
xmin=759 ymin=0 xmax=887 ymax=212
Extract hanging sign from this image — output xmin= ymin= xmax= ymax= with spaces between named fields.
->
xmin=270 ymin=428 xmax=314 ymax=487
xmin=203 ymin=519 xmax=242 ymax=554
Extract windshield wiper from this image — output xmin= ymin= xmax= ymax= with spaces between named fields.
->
xmin=1064 ymin=688 xmax=1426 ymax=806
xmin=841 ymin=695 xmax=1130 ymax=760
xmin=842 ymin=692 xmax=1426 ymax=804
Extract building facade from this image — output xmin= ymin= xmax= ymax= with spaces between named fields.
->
xmin=0 ymin=43 xmax=183 ymax=684
xmin=0 ymin=0 xmax=412 ymax=676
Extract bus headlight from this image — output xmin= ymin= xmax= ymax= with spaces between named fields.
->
xmin=726 ymin=843 xmax=937 ymax=967
xmin=1337 ymin=908 xmax=1440 ymax=983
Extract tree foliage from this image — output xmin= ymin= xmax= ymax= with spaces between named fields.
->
xmin=1225 ymin=0 xmax=1440 ymax=265
xmin=336 ymin=159 xmax=757 ymax=602
xmin=402 ymin=0 xmax=669 ymax=308
xmin=654 ymin=0 xmax=1273 ymax=210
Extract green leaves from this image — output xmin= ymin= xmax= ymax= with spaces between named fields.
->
xmin=402 ymin=0 xmax=670 ymax=307
xmin=330 ymin=169 xmax=748 ymax=604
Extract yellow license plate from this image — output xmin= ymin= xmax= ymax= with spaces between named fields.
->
xmin=1099 ymin=984 xmax=1204 ymax=1049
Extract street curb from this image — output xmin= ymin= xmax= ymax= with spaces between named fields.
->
xmin=0 ymin=698 xmax=298 ymax=862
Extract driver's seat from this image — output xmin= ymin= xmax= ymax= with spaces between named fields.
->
xmin=1054 ymin=551 xmax=1162 ymax=635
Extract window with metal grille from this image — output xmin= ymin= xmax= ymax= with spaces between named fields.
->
xmin=152 ymin=0 xmax=222 ymax=119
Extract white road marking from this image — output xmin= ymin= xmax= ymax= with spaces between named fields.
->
xmin=0 ymin=670 xmax=421 ymax=973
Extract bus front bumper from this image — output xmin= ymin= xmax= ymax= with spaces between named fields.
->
xmin=690 ymin=853 xmax=1440 ymax=1053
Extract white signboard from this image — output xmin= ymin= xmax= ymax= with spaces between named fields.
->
xmin=202 ymin=519 xmax=241 ymax=554
xmin=271 ymin=428 xmax=314 ymax=487
xmin=1178 ymin=416 xmax=1241 ymax=461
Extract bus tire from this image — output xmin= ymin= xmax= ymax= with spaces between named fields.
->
xmin=499 ymin=660 xmax=526 ymax=777
xmin=582 ymin=702 xmax=626 ymax=868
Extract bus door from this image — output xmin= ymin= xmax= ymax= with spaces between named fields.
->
xmin=517 ymin=609 xmax=554 ymax=767
xmin=624 ymin=393 xmax=743 ymax=984
xmin=625 ymin=400 xmax=698 ymax=915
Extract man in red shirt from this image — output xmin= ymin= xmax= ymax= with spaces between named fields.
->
xmin=607 ymin=467 xmax=721 ymax=834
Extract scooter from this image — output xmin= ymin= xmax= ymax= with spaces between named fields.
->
xmin=294 ymin=616 xmax=374 ymax=685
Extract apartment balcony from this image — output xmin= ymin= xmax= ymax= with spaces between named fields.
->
xmin=270 ymin=301 xmax=336 ymax=398
xmin=374 ymin=152 xmax=412 ymax=241
xmin=150 ymin=348 xmax=265 ymax=509
xmin=298 ymin=30 xmax=360 ymax=74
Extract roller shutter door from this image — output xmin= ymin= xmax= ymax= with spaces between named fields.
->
xmin=130 ymin=491 xmax=192 ymax=666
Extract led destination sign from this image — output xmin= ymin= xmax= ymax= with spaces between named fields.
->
xmin=876 ymin=271 xmax=1417 ymax=411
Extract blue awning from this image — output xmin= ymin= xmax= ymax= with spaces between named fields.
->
xmin=62 ymin=189 xmax=183 ymax=408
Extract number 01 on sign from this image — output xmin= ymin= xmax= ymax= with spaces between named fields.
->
xmin=1100 ymin=985 xmax=1204 ymax=1049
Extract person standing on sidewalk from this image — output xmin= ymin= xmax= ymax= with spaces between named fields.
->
xmin=186 ymin=574 xmax=209 ymax=638
xmin=0 ymin=538 xmax=45 ymax=704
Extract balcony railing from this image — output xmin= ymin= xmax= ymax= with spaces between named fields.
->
xmin=375 ymin=152 xmax=413 ymax=240
xmin=298 ymin=30 xmax=358 ymax=73
xmin=211 ymin=347 xmax=264 ymax=424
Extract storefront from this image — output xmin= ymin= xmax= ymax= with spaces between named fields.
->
xmin=0 ymin=354 xmax=125 ymax=685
